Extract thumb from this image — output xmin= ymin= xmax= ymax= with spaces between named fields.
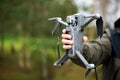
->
xmin=83 ymin=36 xmax=88 ymax=43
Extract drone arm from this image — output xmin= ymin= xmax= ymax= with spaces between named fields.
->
xmin=57 ymin=20 xmax=68 ymax=26
xmin=53 ymin=52 xmax=69 ymax=66
xmin=81 ymin=18 xmax=94 ymax=29
xmin=82 ymin=14 xmax=101 ymax=29
xmin=75 ymin=50 xmax=95 ymax=69
xmin=48 ymin=17 xmax=68 ymax=26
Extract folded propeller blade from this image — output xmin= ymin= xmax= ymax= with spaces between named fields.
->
xmin=52 ymin=22 xmax=59 ymax=35
xmin=96 ymin=17 xmax=103 ymax=38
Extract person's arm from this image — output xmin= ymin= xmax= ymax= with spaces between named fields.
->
xmin=62 ymin=29 xmax=112 ymax=67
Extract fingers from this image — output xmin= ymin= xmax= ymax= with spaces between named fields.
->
xmin=62 ymin=29 xmax=71 ymax=39
xmin=62 ymin=39 xmax=73 ymax=50
xmin=62 ymin=29 xmax=66 ymax=34
xmin=62 ymin=29 xmax=73 ymax=50
xmin=63 ymin=45 xmax=72 ymax=50
xmin=62 ymin=39 xmax=73 ymax=45
xmin=62 ymin=38 xmax=73 ymax=50
xmin=62 ymin=34 xmax=71 ymax=39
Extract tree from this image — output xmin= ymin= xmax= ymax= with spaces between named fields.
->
xmin=94 ymin=0 xmax=120 ymax=28
xmin=0 ymin=0 xmax=77 ymax=80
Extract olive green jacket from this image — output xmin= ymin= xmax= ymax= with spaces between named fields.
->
xmin=71 ymin=29 xmax=120 ymax=80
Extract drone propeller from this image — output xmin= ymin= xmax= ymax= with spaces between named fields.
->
xmin=96 ymin=17 xmax=103 ymax=38
xmin=48 ymin=17 xmax=61 ymax=35
xmin=52 ymin=21 xmax=59 ymax=35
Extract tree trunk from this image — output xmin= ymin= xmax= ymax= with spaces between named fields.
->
xmin=16 ymin=22 xmax=25 ymax=69
xmin=0 ymin=24 xmax=4 ymax=60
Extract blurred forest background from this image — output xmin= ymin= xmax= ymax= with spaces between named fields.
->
xmin=0 ymin=0 xmax=120 ymax=80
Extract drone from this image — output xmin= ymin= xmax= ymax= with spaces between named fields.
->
xmin=48 ymin=13 xmax=103 ymax=79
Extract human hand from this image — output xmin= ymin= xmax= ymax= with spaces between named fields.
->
xmin=61 ymin=29 xmax=88 ymax=50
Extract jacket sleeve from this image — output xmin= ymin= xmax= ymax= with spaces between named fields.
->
xmin=70 ymin=29 xmax=112 ymax=67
